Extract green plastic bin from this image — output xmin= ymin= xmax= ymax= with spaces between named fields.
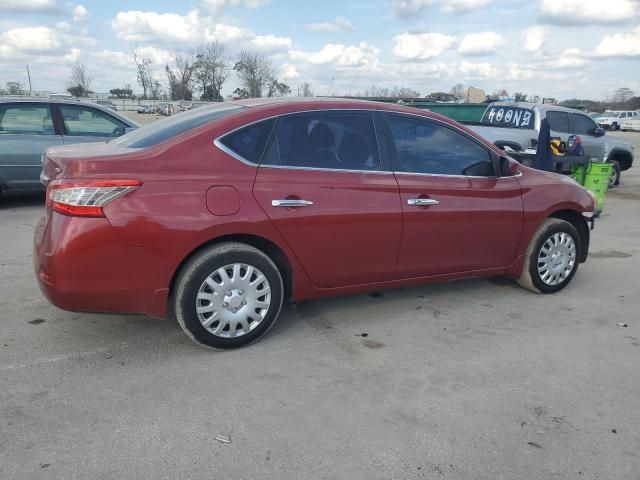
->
xmin=571 ymin=162 xmax=612 ymax=214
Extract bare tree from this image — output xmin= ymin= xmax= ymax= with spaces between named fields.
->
xmin=133 ymin=48 xmax=153 ymax=99
xmin=449 ymin=83 xmax=465 ymax=100
xmin=67 ymin=62 xmax=93 ymax=97
xmin=233 ymin=50 xmax=275 ymax=98
xmin=267 ymin=79 xmax=291 ymax=97
xmin=514 ymin=92 xmax=528 ymax=102
xmin=194 ymin=41 xmax=230 ymax=101
xmin=166 ymin=53 xmax=196 ymax=100
xmin=299 ymin=81 xmax=314 ymax=97
xmin=611 ymin=87 xmax=634 ymax=105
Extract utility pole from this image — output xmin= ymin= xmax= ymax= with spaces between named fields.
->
xmin=26 ymin=65 xmax=32 ymax=94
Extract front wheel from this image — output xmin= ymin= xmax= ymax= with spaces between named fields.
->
xmin=517 ymin=219 xmax=581 ymax=294
xmin=174 ymin=242 xmax=284 ymax=349
xmin=609 ymin=160 xmax=621 ymax=188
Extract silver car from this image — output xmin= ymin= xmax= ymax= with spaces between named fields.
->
xmin=0 ymin=99 xmax=137 ymax=193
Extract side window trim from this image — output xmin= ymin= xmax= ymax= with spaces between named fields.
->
xmin=381 ymin=111 xmax=497 ymax=178
xmin=259 ymin=110 xmax=386 ymax=173
xmin=214 ymin=118 xmax=276 ymax=166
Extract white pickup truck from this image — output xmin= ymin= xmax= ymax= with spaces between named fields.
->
xmin=465 ymin=102 xmax=634 ymax=187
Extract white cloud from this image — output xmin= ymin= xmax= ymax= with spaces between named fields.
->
xmin=392 ymin=0 xmax=433 ymax=18
xmin=0 ymin=24 xmax=93 ymax=62
xmin=0 ymin=26 xmax=61 ymax=55
xmin=306 ymin=17 xmax=354 ymax=32
xmin=201 ymin=0 xmax=270 ymax=15
xmin=73 ymin=4 xmax=88 ymax=22
xmin=457 ymin=60 xmax=499 ymax=79
xmin=393 ymin=32 xmax=455 ymax=60
xmin=111 ymin=9 xmax=292 ymax=53
xmin=392 ymin=0 xmax=490 ymax=17
xmin=544 ymin=48 xmax=589 ymax=68
xmin=593 ymin=26 xmax=640 ymax=57
xmin=112 ymin=10 xmax=201 ymax=43
xmin=539 ymin=0 xmax=640 ymax=25
xmin=290 ymin=42 xmax=380 ymax=68
xmin=457 ymin=31 xmax=503 ymax=55
xmin=0 ymin=0 xmax=60 ymax=13
xmin=440 ymin=0 xmax=491 ymax=13
xmin=280 ymin=63 xmax=299 ymax=79
xmin=522 ymin=26 xmax=546 ymax=53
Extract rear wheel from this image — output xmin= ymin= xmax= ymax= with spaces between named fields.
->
xmin=517 ymin=219 xmax=580 ymax=294
xmin=174 ymin=242 xmax=284 ymax=349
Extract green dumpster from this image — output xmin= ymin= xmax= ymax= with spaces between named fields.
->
xmin=571 ymin=162 xmax=612 ymax=214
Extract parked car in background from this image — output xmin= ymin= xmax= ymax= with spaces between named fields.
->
xmin=621 ymin=115 xmax=640 ymax=132
xmin=137 ymin=104 xmax=153 ymax=114
xmin=36 ymin=98 xmax=595 ymax=349
xmin=49 ymin=93 xmax=74 ymax=101
xmin=0 ymin=99 xmax=137 ymax=194
xmin=597 ymin=111 xmax=639 ymax=130
xmin=465 ymin=102 xmax=634 ymax=187
xmin=97 ymin=100 xmax=118 ymax=111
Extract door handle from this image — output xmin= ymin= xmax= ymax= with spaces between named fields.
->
xmin=271 ymin=199 xmax=314 ymax=207
xmin=407 ymin=198 xmax=439 ymax=206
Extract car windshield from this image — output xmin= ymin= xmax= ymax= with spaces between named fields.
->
xmin=110 ymin=103 xmax=244 ymax=148
xmin=604 ymin=112 xmax=620 ymax=118
xmin=481 ymin=105 xmax=535 ymax=129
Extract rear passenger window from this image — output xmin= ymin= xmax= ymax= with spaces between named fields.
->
xmin=263 ymin=112 xmax=381 ymax=171
xmin=547 ymin=111 xmax=570 ymax=133
xmin=388 ymin=114 xmax=494 ymax=176
xmin=0 ymin=105 xmax=54 ymax=135
xmin=218 ymin=119 xmax=275 ymax=164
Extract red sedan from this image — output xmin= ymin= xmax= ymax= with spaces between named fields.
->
xmin=35 ymin=98 xmax=595 ymax=349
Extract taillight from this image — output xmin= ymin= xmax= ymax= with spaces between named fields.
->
xmin=47 ymin=179 xmax=141 ymax=217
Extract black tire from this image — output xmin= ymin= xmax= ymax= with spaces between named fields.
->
xmin=609 ymin=160 xmax=621 ymax=188
xmin=173 ymin=242 xmax=284 ymax=349
xmin=517 ymin=218 xmax=581 ymax=294
xmin=613 ymin=122 xmax=619 ymax=131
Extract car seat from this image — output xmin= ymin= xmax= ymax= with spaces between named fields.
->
xmin=338 ymin=133 xmax=371 ymax=170
xmin=307 ymin=122 xmax=339 ymax=169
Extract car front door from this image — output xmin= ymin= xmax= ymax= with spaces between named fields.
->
xmin=383 ymin=113 xmax=523 ymax=277
xmin=251 ymin=111 xmax=403 ymax=288
xmin=55 ymin=104 xmax=129 ymax=144
xmin=570 ymin=112 xmax=605 ymax=160
xmin=0 ymin=103 xmax=63 ymax=191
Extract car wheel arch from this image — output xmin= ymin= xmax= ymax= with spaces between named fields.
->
xmin=609 ymin=150 xmax=632 ymax=171
xmin=547 ymin=209 xmax=589 ymax=263
xmin=168 ymin=233 xmax=294 ymax=302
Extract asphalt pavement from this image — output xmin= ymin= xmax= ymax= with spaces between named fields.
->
xmin=1 ymin=132 xmax=639 ymax=479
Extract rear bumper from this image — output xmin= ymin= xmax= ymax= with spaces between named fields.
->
xmin=33 ymin=212 xmax=171 ymax=317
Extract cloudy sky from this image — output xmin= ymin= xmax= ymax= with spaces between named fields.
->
xmin=0 ymin=0 xmax=639 ymax=100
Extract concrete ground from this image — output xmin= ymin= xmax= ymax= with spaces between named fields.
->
xmin=1 ymin=133 xmax=639 ymax=479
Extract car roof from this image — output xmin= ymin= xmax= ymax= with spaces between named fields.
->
xmin=0 ymin=97 xmax=138 ymax=127
xmin=487 ymin=101 xmax=588 ymax=114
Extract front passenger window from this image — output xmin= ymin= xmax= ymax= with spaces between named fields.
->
xmin=387 ymin=114 xmax=494 ymax=176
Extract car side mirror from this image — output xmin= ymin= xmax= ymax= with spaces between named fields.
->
xmin=589 ymin=127 xmax=605 ymax=137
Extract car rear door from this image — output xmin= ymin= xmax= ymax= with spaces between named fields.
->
xmin=251 ymin=110 xmax=403 ymax=288
xmin=382 ymin=112 xmax=523 ymax=277
xmin=54 ymin=103 xmax=130 ymax=144
xmin=0 ymin=102 xmax=62 ymax=191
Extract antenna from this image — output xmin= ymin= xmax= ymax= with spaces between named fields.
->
xmin=327 ymin=76 xmax=334 ymax=96
xmin=27 ymin=64 xmax=32 ymax=93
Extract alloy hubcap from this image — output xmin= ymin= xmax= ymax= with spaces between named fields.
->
xmin=537 ymin=232 xmax=576 ymax=286
xmin=195 ymin=263 xmax=271 ymax=338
